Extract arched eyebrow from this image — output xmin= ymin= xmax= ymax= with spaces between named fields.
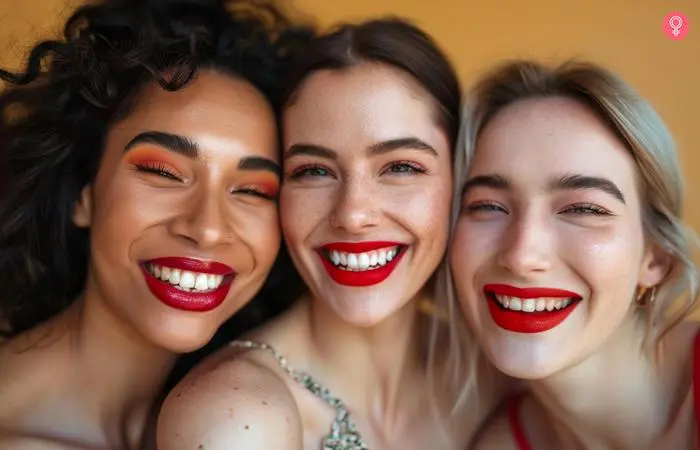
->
xmin=126 ymin=130 xmax=280 ymax=177
xmin=462 ymin=173 xmax=626 ymax=204
xmin=285 ymin=137 xmax=438 ymax=161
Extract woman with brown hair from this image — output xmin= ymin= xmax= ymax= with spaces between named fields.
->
xmin=158 ymin=18 xmax=477 ymax=450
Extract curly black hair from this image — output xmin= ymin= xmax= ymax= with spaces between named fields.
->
xmin=0 ymin=0 xmax=310 ymax=338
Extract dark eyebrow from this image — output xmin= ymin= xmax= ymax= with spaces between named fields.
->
xmin=549 ymin=173 xmax=626 ymax=204
xmin=461 ymin=174 xmax=509 ymax=196
xmin=285 ymin=143 xmax=336 ymax=161
xmin=125 ymin=131 xmax=198 ymax=158
xmin=368 ymin=137 xmax=438 ymax=157
xmin=238 ymin=156 xmax=281 ymax=178
xmin=285 ymin=137 xmax=437 ymax=161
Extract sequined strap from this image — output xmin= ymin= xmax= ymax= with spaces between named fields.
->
xmin=230 ymin=340 xmax=370 ymax=449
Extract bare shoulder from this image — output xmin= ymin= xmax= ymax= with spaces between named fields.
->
xmin=0 ymin=430 xmax=87 ymax=450
xmin=468 ymin=407 xmax=517 ymax=450
xmin=157 ymin=347 xmax=302 ymax=450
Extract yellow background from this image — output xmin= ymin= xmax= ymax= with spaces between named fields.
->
xmin=1 ymin=0 xmax=699 ymax=301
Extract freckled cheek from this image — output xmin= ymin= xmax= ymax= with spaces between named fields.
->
xmin=279 ymin=187 xmax=331 ymax=244
xmin=386 ymin=190 xmax=451 ymax=242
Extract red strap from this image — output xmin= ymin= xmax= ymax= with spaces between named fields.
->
xmin=693 ymin=330 xmax=700 ymax=444
xmin=508 ymin=394 xmax=533 ymax=450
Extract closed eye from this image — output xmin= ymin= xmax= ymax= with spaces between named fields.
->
xmin=560 ymin=203 xmax=613 ymax=216
xmin=463 ymin=201 xmax=508 ymax=214
xmin=133 ymin=163 xmax=183 ymax=182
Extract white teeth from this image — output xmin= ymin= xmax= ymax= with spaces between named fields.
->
xmin=521 ymin=299 xmax=536 ymax=312
xmin=369 ymin=252 xmax=378 ymax=267
xmin=331 ymin=251 xmax=341 ymax=266
xmin=358 ymin=253 xmax=370 ymax=270
xmin=194 ymin=274 xmax=208 ymax=291
xmin=179 ymin=271 xmax=195 ymax=289
xmin=169 ymin=269 xmax=181 ymax=285
xmin=325 ymin=245 xmax=403 ymax=272
xmin=510 ymin=298 xmax=522 ymax=311
xmin=146 ymin=263 xmax=225 ymax=293
xmin=207 ymin=274 xmax=217 ymax=289
xmin=535 ymin=299 xmax=546 ymax=311
xmin=494 ymin=295 xmax=577 ymax=313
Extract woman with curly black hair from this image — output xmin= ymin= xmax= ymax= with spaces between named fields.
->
xmin=0 ymin=0 xmax=309 ymax=447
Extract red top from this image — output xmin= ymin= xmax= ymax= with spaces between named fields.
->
xmin=508 ymin=331 xmax=700 ymax=449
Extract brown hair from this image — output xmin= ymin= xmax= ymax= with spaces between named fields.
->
xmin=280 ymin=17 xmax=462 ymax=148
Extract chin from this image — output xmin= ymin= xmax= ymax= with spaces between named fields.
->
xmin=483 ymin=345 xmax=565 ymax=381
xmin=330 ymin=299 xmax=405 ymax=328
xmin=139 ymin=318 xmax=220 ymax=354
xmin=156 ymin=331 xmax=215 ymax=354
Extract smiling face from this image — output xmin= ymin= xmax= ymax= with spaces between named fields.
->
xmin=280 ymin=63 xmax=453 ymax=326
xmin=73 ymin=70 xmax=281 ymax=353
xmin=451 ymin=97 xmax=668 ymax=378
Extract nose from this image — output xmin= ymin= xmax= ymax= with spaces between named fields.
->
xmin=328 ymin=176 xmax=380 ymax=234
xmin=497 ymin=210 xmax=553 ymax=276
xmin=168 ymin=187 xmax=232 ymax=248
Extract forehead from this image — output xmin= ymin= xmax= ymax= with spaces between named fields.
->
xmin=474 ymin=97 xmax=639 ymax=190
xmin=282 ymin=63 xmax=449 ymax=154
xmin=112 ymin=70 xmax=277 ymax=157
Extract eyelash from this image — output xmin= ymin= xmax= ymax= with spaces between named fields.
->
xmin=289 ymin=164 xmax=333 ymax=179
xmin=135 ymin=163 xmax=277 ymax=201
xmin=561 ymin=203 xmax=612 ymax=216
xmin=288 ymin=161 xmax=427 ymax=179
xmin=381 ymin=160 xmax=427 ymax=175
xmin=233 ymin=187 xmax=277 ymax=201
xmin=464 ymin=201 xmax=612 ymax=216
xmin=133 ymin=162 xmax=182 ymax=181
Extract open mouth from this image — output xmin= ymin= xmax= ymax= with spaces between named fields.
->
xmin=317 ymin=242 xmax=408 ymax=287
xmin=487 ymin=291 xmax=579 ymax=313
xmin=483 ymin=283 xmax=582 ymax=334
xmin=144 ymin=262 xmax=226 ymax=294
xmin=140 ymin=257 xmax=236 ymax=312
xmin=320 ymin=244 xmax=407 ymax=272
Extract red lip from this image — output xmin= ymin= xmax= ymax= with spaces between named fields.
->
xmin=141 ymin=257 xmax=236 ymax=312
xmin=321 ymin=241 xmax=402 ymax=253
xmin=484 ymin=284 xmax=581 ymax=334
xmin=318 ymin=244 xmax=406 ymax=287
xmin=145 ymin=257 xmax=234 ymax=275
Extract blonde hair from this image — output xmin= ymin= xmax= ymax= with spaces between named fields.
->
xmin=430 ymin=59 xmax=700 ymax=416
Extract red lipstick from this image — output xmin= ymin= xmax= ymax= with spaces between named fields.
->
xmin=484 ymin=283 xmax=581 ymax=334
xmin=318 ymin=241 xmax=405 ymax=287
xmin=141 ymin=257 xmax=236 ymax=312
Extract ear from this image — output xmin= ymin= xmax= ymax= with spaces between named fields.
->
xmin=637 ymin=243 xmax=673 ymax=288
xmin=72 ymin=184 xmax=93 ymax=228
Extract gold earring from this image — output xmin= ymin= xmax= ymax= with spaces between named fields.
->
xmin=636 ymin=285 xmax=657 ymax=307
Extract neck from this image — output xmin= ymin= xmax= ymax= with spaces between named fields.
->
xmin=40 ymin=279 xmax=176 ymax=447
xmin=528 ymin=314 xmax=681 ymax=448
xmin=303 ymin=292 xmax=428 ymax=430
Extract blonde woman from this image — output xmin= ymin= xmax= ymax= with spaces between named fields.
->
xmin=446 ymin=60 xmax=700 ymax=449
